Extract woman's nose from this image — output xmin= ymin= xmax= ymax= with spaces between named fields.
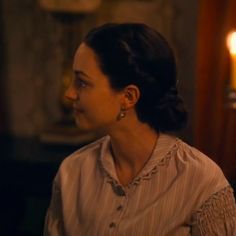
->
xmin=65 ymin=84 xmax=78 ymax=101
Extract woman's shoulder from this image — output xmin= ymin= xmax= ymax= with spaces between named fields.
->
xmin=176 ymin=138 xmax=223 ymax=174
xmin=168 ymin=137 xmax=232 ymax=214
xmin=59 ymin=135 xmax=109 ymax=172
xmin=174 ymin=137 xmax=229 ymax=197
xmin=161 ymin=134 xmax=223 ymax=176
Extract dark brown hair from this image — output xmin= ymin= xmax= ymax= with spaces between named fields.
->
xmin=83 ymin=23 xmax=188 ymax=132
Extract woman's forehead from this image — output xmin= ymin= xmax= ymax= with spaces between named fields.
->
xmin=73 ymin=43 xmax=98 ymax=71
xmin=73 ymin=43 xmax=109 ymax=84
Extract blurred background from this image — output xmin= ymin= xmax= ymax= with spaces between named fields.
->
xmin=0 ymin=0 xmax=236 ymax=235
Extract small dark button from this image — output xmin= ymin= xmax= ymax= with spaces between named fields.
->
xmin=115 ymin=185 xmax=125 ymax=196
xmin=109 ymin=222 xmax=116 ymax=228
xmin=117 ymin=205 xmax=123 ymax=211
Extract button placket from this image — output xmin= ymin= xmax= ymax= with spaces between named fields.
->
xmin=108 ymin=181 xmax=136 ymax=232
xmin=108 ymin=186 xmax=128 ymax=232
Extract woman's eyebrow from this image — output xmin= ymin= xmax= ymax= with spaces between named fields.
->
xmin=74 ymin=70 xmax=92 ymax=80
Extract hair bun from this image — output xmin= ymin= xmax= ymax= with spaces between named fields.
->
xmin=151 ymin=87 xmax=188 ymax=132
xmin=156 ymin=87 xmax=178 ymax=108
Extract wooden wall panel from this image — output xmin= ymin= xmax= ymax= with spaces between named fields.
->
xmin=195 ymin=0 xmax=236 ymax=179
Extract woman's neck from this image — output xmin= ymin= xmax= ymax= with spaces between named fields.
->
xmin=109 ymin=122 xmax=159 ymax=186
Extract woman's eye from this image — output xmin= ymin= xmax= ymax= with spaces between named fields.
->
xmin=75 ymin=78 xmax=87 ymax=88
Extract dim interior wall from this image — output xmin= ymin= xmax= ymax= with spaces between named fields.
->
xmin=1 ymin=0 xmax=197 ymax=143
xmin=2 ymin=0 xmax=63 ymax=136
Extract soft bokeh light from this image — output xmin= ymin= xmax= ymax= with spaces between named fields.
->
xmin=227 ymin=31 xmax=236 ymax=90
xmin=227 ymin=31 xmax=236 ymax=55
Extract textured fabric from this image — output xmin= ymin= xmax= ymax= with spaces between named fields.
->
xmin=191 ymin=186 xmax=236 ymax=235
xmin=44 ymin=134 xmax=236 ymax=236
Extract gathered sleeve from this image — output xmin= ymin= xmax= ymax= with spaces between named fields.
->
xmin=44 ymin=180 xmax=65 ymax=236
xmin=191 ymin=186 xmax=236 ymax=236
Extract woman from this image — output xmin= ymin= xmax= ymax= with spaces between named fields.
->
xmin=44 ymin=23 xmax=236 ymax=235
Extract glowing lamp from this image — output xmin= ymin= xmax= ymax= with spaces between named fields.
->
xmin=227 ymin=31 xmax=236 ymax=90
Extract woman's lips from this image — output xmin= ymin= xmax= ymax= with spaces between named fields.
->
xmin=73 ymin=107 xmax=84 ymax=114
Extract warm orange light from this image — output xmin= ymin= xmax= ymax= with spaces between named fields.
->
xmin=227 ymin=31 xmax=236 ymax=90
xmin=227 ymin=32 xmax=236 ymax=55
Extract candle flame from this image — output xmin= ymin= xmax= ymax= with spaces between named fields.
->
xmin=227 ymin=31 xmax=236 ymax=55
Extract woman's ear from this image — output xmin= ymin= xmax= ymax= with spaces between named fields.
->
xmin=122 ymin=85 xmax=140 ymax=109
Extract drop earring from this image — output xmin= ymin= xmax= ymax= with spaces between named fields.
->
xmin=117 ymin=106 xmax=126 ymax=121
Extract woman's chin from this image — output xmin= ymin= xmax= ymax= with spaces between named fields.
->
xmin=74 ymin=119 xmax=94 ymax=132
xmin=75 ymin=120 xmax=89 ymax=131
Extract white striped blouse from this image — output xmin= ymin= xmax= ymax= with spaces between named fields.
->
xmin=44 ymin=133 xmax=236 ymax=236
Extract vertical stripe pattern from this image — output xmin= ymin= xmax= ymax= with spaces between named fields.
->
xmin=44 ymin=134 xmax=236 ymax=236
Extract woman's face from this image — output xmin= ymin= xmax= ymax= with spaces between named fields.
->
xmin=66 ymin=43 xmax=124 ymax=132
